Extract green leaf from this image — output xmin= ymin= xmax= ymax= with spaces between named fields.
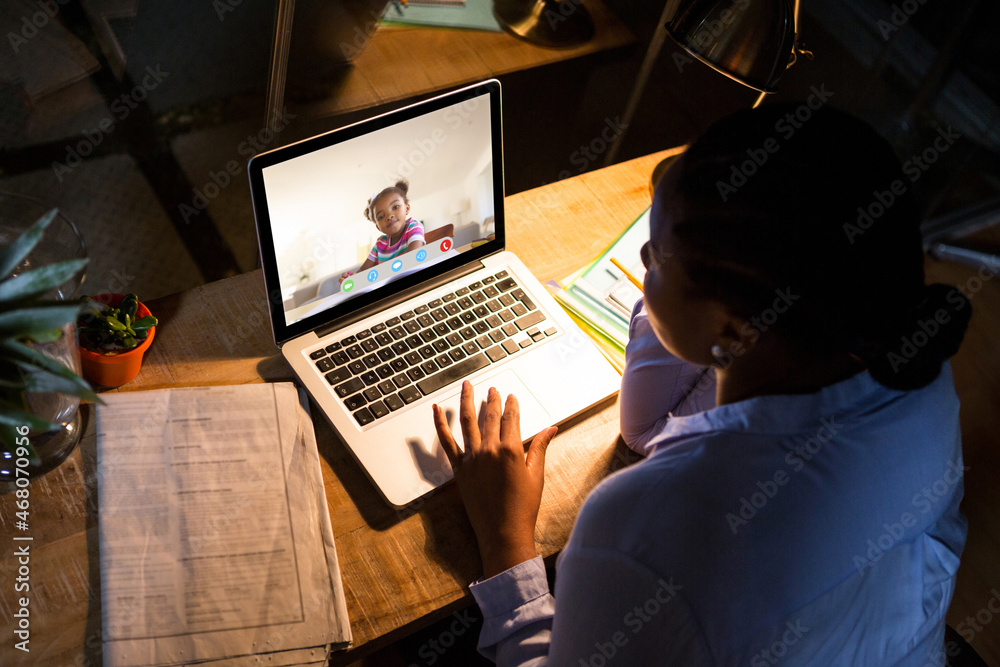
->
xmin=132 ymin=315 xmax=157 ymax=331
xmin=0 ymin=209 xmax=58 ymax=278
xmin=120 ymin=294 xmax=138 ymax=320
xmin=105 ymin=315 xmax=126 ymax=331
xmin=0 ymin=304 xmax=82 ymax=340
xmin=0 ymin=258 xmax=88 ymax=303
xmin=2 ymin=340 xmax=102 ymax=403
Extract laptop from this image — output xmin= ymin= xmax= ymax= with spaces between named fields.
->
xmin=248 ymin=80 xmax=621 ymax=507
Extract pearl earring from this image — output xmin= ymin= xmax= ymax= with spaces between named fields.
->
xmin=711 ymin=344 xmax=724 ymax=361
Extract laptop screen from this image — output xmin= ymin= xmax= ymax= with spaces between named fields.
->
xmin=249 ymin=80 xmax=504 ymax=345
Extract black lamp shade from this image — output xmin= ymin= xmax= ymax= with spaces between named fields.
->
xmin=665 ymin=0 xmax=796 ymax=93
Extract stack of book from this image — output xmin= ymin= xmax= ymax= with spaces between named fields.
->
xmin=548 ymin=208 xmax=651 ymax=373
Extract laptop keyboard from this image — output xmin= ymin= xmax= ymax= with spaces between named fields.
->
xmin=307 ymin=271 xmax=557 ymax=426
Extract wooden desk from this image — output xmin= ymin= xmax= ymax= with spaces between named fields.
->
xmin=0 ymin=149 xmax=679 ymax=666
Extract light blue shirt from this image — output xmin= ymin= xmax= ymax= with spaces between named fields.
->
xmin=470 ymin=301 xmax=966 ymax=666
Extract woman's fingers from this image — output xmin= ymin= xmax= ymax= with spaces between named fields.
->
xmin=525 ymin=426 xmax=557 ymax=485
xmin=482 ymin=387 xmax=503 ymax=443
xmin=432 ymin=404 xmax=462 ymax=467
xmin=500 ymin=393 xmax=522 ymax=445
xmin=458 ymin=381 xmax=481 ymax=453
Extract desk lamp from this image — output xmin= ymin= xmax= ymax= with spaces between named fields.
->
xmin=606 ymin=0 xmax=812 ymax=166
xmin=493 ymin=0 xmax=595 ymax=48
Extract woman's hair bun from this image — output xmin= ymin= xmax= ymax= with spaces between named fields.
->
xmin=866 ymin=283 xmax=971 ymax=390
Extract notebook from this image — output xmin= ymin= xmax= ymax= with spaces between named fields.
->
xmin=248 ymin=80 xmax=621 ymax=507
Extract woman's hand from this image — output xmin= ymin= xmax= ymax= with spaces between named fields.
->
xmin=433 ymin=381 xmax=557 ymax=578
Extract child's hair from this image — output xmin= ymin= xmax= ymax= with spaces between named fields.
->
xmin=364 ymin=179 xmax=410 ymax=223
xmin=658 ymin=103 xmax=971 ymax=391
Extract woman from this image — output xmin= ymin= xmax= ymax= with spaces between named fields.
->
xmin=431 ymin=104 xmax=971 ymax=665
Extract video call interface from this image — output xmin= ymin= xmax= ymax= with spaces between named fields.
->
xmin=262 ymin=93 xmax=496 ymax=326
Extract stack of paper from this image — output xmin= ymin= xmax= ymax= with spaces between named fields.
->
xmin=96 ymin=383 xmax=350 ymax=667
xmin=548 ymin=207 xmax=651 ymax=373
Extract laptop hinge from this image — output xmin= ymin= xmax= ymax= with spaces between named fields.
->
xmin=314 ymin=260 xmax=485 ymax=339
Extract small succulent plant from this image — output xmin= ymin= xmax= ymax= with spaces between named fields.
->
xmin=1 ymin=209 xmax=99 ymax=461
xmin=78 ymin=294 xmax=158 ymax=352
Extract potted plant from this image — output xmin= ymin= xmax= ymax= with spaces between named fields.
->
xmin=78 ymin=293 xmax=158 ymax=387
xmin=1 ymin=209 xmax=99 ymax=474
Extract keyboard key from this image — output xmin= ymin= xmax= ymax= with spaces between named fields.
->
xmin=404 ymin=320 xmax=421 ymax=334
xmin=353 ymin=407 xmax=374 ymax=426
xmin=497 ymin=278 xmax=517 ymax=291
xmin=377 ymin=348 xmax=395 ymax=362
xmin=371 ymin=323 xmax=387 ymax=333
xmin=420 ymin=360 xmax=439 ymax=374
xmin=400 ymin=386 xmax=422 ymax=404
xmin=390 ymin=358 xmax=408 ymax=373
xmin=405 ymin=335 xmax=423 ymax=349
xmin=462 ymin=341 xmax=480 ymax=355
xmin=483 ymin=275 xmax=496 ymax=284
xmin=414 ymin=305 xmax=430 ymax=314
xmin=490 ymin=329 xmax=506 ymax=343
xmin=341 ymin=335 xmax=357 ymax=346
xmin=457 ymin=297 xmax=474 ymax=310
xmin=326 ymin=342 xmax=342 ymax=352
xmin=375 ymin=332 xmax=392 ymax=346
xmin=331 ymin=351 xmax=350 ymax=365
xmin=378 ymin=380 xmax=396 ymax=394
xmin=531 ymin=332 xmax=545 ymax=342
xmin=363 ymin=386 xmax=382 ymax=401
xmin=417 ymin=353 xmax=490 ymax=396
xmin=495 ymin=270 xmax=509 ymax=279
xmin=419 ymin=345 xmax=436 ymax=359
xmin=325 ymin=367 xmax=352 ymax=385
xmin=516 ymin=311 xmax=545 ymax=331
xmin=435 ymin=354 xmax=453 ymax=369
xmin=456 ymin=287 xmax=471 ymax=296
xmin=473 ymin=320 xmax=490 ymax=334
xmin=361 ymin=338 xmax=379 ymax=353
xmin=361 ymin=371 xmax=379 ymax=385
xmin=401 ymin=310 xmax=416 ymax=320
xmin=502 ymin=339 xmax=520 ymax=355
xmin=527 ymin=327 xmax=540 ymax=336
xmin=470 ymin=291 xmax=487 ymax=304
xmin=499 ymin=294 xmax=515 ymax=306
xmin=476 ymin=335 xmax=492 ymax=349
xmin=310 ymin=349 xmax=327 ymax=360
xmin=348 ymin=360 xmax=366 ymax=375
xmin=389 ymin=326 xmax=406 ymax=340
xmin=393 ymin=373 xmax=412 ymax=388
xmin=486 ymin=314 xmax=502 ymax=328
xmin=474 ymin=305 xmax=489 ymax=318
xmin=428 ymin=298 xmax=443 ymax=308
xmin=334 ymin=377 xmax=364 ymax=397
xmin=346 ymin=344 xmax=364 ymax=359
xmin=522 ymin=296 xmax=537 ymax=311
xmin=444 ymin=302 xmax=461 ymax=316
xmin=511 ymin=303 xmax=528 ymax=317
xmin=469 ymin=281 xmax=482 ymax=290
xmin=445 ymin=317 xmax=462 ymax=331
xmin=449 ymin=348 xmax=467 ymax=362
xmin=433 ymin=323 xmax=450 ymax=336
xmin=544 ymin=327 xmax=557 ymax=336
xmin=315 ymin=357 xmax=334 ymax=372
xmin=376 ymin=364 xmax=394 ymax=379
xmin=459 ymin=327 xmax=476 ymax=341
xmin=345 ymin=393 xmax=367 ymax=411
xmin=404 ymin=351 xmax=423 ymax=365
xmin=502 ymin=323 xmax=518 ymax=336
xmin=443 ymin=292 xmax=457 ymax=302
xmin=363 ymin=354 xmax=380 ymax=369
xmin=446 ymin=332 xmax=463 ymax=346
xmin=356 ymin=328 xmax=372 ymax=339
xmin=485 ymin=345 xmax=507 ymax=362
xmin=486 ymin=299 xmax=503 ymax=313
xmin=460 ymin=311 xmax=477 ymax=324
xmin=433 ymin=339 xmax=450 ymax=353
xmin=385 ymin=394 xmax=405 ymax=411
xmin=431 ymin=308 xmax=448 ymax=322
xmin=420 ymin=329 xmax=438 ymax=343
xmin=407 ymin=366 xmax=426 ymax=381
xmin=483 ymin=285 xmax=500 ymax=298
xmin=369 ymin=401 xmax=389 ymax=419
xmin=520 ymin=338 xmax=533 ymax=349
xmin=512 ymin=288 xmax=526 ymax=300
xmin=417 ymin=314 xmax=433 ymax=328
xmin=391 ymin=341 xmax=409 ymax=355
xmin=499 ymin=309 xmax=516 ymax=322
xmin=386 ymin=316 xmax=401 ymax=327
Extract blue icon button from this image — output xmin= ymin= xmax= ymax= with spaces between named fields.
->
xmin=391 ymin=259 xmax=403 ymax=272
xmin=342 ymin=279 xmax=354 ymax=293
xmin=366 ymin=269 xmax=379 ymax=282
xmin=415 ymin=249 xmax=427 ymax=262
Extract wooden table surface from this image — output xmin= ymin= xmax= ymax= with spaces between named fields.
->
xmin=0 ymin=149 xmax=681 ymax=666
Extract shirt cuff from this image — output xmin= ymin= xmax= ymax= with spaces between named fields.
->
xmin=469 ymin=556 xmax=550 ymax=618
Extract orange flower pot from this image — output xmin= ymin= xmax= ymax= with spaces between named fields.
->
xmin=79 ymin=294 xmax=156 ymax=388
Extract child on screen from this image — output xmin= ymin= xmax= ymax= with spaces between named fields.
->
xmin=340 ymin=180 xmax=425 ymax=284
